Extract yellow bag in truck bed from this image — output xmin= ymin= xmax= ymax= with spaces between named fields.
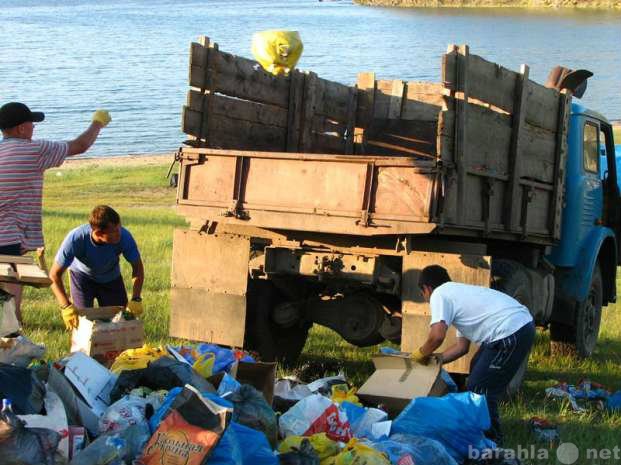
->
xmin=251 ymin=30 xmax=303 ymax=76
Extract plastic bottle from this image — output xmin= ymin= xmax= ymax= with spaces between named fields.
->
xmin=2 ymin=398 xmax=13 ymax=414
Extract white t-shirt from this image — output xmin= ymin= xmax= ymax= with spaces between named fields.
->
xmin=429 ymin=282 xmax=533 ymax=344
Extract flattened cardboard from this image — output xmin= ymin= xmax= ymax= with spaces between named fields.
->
xmin=71 ymin=309 xmax=144 ymax=366
xmin=237 ymin=361 xmax=276 ymax=405
xmin=357 ymin=354 xmax=448 ymax=415
xmin=63 ymin=352 xmax=116 ymax=415
xmin=48 ymin=365 xmax=101 ymax=436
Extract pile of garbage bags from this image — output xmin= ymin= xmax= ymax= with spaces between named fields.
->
xmin=0 ymin=337 xmax=505 ymax=465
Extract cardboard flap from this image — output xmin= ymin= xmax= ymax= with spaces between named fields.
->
xmin=357 ymin=354 xmax=447 ymax=415
xmin=76 ymin=306 xmax=124 ymax=320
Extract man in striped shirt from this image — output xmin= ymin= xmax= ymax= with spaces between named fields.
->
xmin=0 ymin=102 xmax=111 ymax=323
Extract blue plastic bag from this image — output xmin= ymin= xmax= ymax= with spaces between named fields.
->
xmin=607 ymin=391 xmax=621 ymax=411
xmin=392 ymin=392 xmax=494 ymax=462
xmin=218 ymin=373 xmax=242 ymax=398
xmin=374 ymin=434 xmax=457 ymax=465
xmin=196 ymin=344 xmax=255 ymax=374
xmin=207 ymin=422 xmax=278 ymax=465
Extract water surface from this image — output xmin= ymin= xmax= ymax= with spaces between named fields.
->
xmin=1 ymin=0 xmax=620 ymax=156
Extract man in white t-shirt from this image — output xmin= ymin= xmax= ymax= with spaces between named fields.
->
xmin=411 ymin=265 xmax=535 ymax=443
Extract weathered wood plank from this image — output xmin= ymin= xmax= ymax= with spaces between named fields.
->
xmin=505 ymin=65 xmax=530 ymax=230
xmin=0 ymin=255 xmax=33 ymax=265
xmin=15 ymin=263 xmax=51 ymax=285
xmin=299 ymin=72 xmax=319 ymax=152
xmin=550 ymin=90 xmax=572 ymax=239
xmin=518 ymin=122 xmax=558 ymax=183
xmin=196 ymin=114 xmax=286 ymax=151
xmin=364 ymin=119 xmax=437 ymax=158
xmin=354 ymin=73 xmax=376 ymax=154
xmin=444 ymin=47 xmax=518 ymax=114
xmin=345 ymin=86 xmax=358 ymax=154
xmin=0 ymin=263 xmax=15 ymax=280
xmin=187 ymin=90 xmax=288 ymax=128
xmin=190 ymin=40 xmax=291 ymax=108
xmin=524 ymin=80 xmax=561 ymax=133
xmin=286 ymin=69 xmax=305 ymax=151
xmin=316 ymin=78 xmax=351 ymax=122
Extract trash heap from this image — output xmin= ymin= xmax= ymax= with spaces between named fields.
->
xmin=0 ymin=335 xmax=514 ymax=465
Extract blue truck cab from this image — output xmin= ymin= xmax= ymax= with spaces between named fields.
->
xmin=545 ymin=103 xmax=620 ymax=356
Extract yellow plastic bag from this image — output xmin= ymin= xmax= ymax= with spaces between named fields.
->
xmin=334 ymin=439 xmax=391 ymax=465
xmin=279 ymin=433 xmax=340 ymax=465
xmin=251 ymin=30 xmax=303 ymax=76
xmin=331 ymin=384 xmax=362 ymax=406
xmin=192 ymin=352 xmax=215 ymax=378
xmin=110 ymin=344 xmax=170 ymax=374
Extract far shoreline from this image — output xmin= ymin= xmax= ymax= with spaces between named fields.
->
xmin=354 ymin=0 xmax=621 ymax=8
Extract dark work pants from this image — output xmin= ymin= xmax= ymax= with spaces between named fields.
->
xmin=466 ymin=320 xmax=536 ymax=443
xmin=69 ymin=270 xmax=128 ymax=309
xmin=0 ymin=243 xmax=21 ymax=255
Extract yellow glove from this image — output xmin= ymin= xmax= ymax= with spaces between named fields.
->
xmin=61 ymin=304 xmax=79 ymax=331
xmin=410 ymin=348 xmax=430 ymax=365
xmin=127 ymin=298 xmax=144 ymax=317
xmin=92 ymin=110 xmax=111 ymax=127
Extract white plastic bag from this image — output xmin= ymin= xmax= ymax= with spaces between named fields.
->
xmin=279 ymin=394 xmax=352 ymax=442
xmin=99 ymin=391 xmax=164 ymax=434
xmin=0 ymin=335 xmax=45 ymax=366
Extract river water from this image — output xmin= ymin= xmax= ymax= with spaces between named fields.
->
xmin=1 ymin=0 xmax=620 ymax=156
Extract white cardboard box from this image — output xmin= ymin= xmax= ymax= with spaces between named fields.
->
xmin=71 ymin=306 xmax=144 ymax=367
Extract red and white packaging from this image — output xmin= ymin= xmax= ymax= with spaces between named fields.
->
xmin=278 ymin=393 xmax=352 ymax=442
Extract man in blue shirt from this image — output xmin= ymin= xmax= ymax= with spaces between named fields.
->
xmin=49 ymin=205 xmax=145 ymax=330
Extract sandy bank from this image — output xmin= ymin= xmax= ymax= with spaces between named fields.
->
xmin=355 ymin=0 xmax=620 ymax=7
xmin=59 ymin=152 xmax=174 ymax=170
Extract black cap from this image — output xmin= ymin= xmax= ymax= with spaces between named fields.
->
xmin=0 ymin=102 xmax=45 ymax=130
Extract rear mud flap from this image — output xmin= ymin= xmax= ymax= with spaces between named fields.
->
xmin=400 ymin=251 xmax=491 ymax=374
xmin=170 ymin=229 xmax=250 ymax=347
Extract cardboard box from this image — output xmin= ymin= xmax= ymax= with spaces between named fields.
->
xmin=236 ymin=361 xmax=277 ymax=405
xmin=18 ymin=390 xmax=70 ymax=459
xmin=357 ymin=354 xmax=448 ymax=415
xmin=71 ymin=306 xmax=144 ymax=367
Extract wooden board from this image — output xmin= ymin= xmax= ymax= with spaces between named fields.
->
xmin=0 ymin=263 xmax=15 ymax=280
xmin=0 ymin=255 xmax=33 ymax=265
xmin=15 ymin=263 xmax=51 ymax=286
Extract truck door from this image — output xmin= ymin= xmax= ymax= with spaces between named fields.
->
xmin=599 ymin=122 xmax=621 ymax=262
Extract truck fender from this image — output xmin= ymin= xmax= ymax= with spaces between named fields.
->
xmin=559 ymin=226 xmax=617 ymax=304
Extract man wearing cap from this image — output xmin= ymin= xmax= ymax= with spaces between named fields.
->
xmin=0 ymin=102 xmax=111 ymax=322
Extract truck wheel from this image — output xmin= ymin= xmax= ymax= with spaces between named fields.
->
xmin=551 ymin=264 xmax=602 ymax=358
xmin=491 ymin=259 xmax=533 ymax=398
xmin=245 ymin=280 xmax=310 ymax=366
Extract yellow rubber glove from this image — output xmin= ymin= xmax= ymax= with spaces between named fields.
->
xmin=410 ymin=348 xmax=430 ymax=365
xmin=92 ymin=110 xmax=111 ymax=127
xmin=127 ymin=299 xmax=144 ymax=317
xmin=61 ymin=304 xmax=79 ymax=331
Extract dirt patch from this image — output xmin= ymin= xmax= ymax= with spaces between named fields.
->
xmin=59 ymin=152 xmax=174 ymax=170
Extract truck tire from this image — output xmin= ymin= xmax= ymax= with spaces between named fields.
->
xmin=245 ymin=279 xmax=310 ymax=366
xmin=491 ymin=259 xmax=533 ymax=397
xmin=550 ymin=264 xmax=602 ymax=358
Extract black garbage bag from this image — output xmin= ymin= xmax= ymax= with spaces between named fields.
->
xmin=110 ymin=357 xmax=215 ymax=402
xmin=230 ymin=384 xmax=278 ymax=447
xmin=278 ymin=439 xmax=320 ymax=465
xmin=0 ymin=363 xmax=45 ymax=414
xmin=0 ymin=411 xmax=60 ymax=465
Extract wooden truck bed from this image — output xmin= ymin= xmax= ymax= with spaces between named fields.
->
xmin=178 ymin=37 xmax=571 ymax=244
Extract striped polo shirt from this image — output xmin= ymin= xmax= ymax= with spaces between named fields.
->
xmin=0 ymin=137 xmax=69 ymax=250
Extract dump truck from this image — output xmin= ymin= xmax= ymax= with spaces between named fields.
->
xmin=170 ymin=36 xmax=619 ymax=389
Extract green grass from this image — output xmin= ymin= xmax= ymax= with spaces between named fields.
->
xmin=19 ymin=160 xmax=621 ymax=464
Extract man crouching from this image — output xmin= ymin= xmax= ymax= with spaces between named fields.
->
xmin=49 ymin=205 xmax=144 ymax=329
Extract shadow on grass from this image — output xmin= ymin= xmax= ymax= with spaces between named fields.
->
xmin=292 ymin=353 xmax=374 ymax=384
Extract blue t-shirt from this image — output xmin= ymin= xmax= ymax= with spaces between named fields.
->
xmin=55 ymin=224 xmax=140 ymax=283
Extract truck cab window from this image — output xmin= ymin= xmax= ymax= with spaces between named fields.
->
xmin=583 ymin=122 xmax=599 ymax=173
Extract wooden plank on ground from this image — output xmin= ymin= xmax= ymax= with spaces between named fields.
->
xmin=15 ymin=263 xmax=51 ymax=286
xmin=0 ymin=255 xmax=33 ymax=265
xmin=443 ymin=46 xmax=518 ymax=114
